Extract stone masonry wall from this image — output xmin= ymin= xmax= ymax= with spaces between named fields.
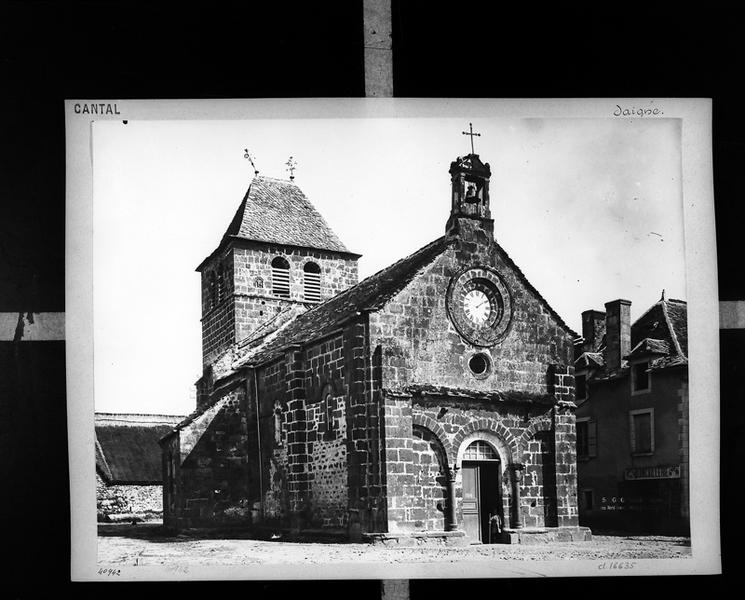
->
xmin=522 ymin=430 xmax=558 ymax=528
xmin=178 ymin=386 xmax=252 ymax=526
xmin=551 ymin=364 xmax=580 ymax=527
xmin=251 ymin=319 xmax=386 ymax=534
xmin=232 ymin=244 xmax=358 ymax=345
xmin=201 ymin=248 xmax=236 ymax=366
xmin=201 ymin=243 xmax=358 ymax=367
xmin=254 ymin=330 xmax=359 ymax=530
xmin=307 ymin=395 xmax=348 ymax=527
xmin=411 ymin=425 xmax=448 ymax=531
xmin=410 ymin=401 xmax=555 ymax=531
xmin=382 ymin=395 xmax=415 ymax=532
xmin=369 ymin=238 xmax=575 ymax=397
xmin=96 ymin=473 xmax=162 ymax=520
xmin=370 ymin=233 xmax=578 ymax=534
xmin=302 ymin=333 xmax=350 ymax=528
xmin=258 ymin=360 xmax=289 ymax=523
xmin=382 ymin=395 xmax=558 ymax=532
xmin=345 ymin=320 xmax=387 ymax=535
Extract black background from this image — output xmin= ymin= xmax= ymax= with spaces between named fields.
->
xmin=0 ymin=1 xmax=739 ymax=596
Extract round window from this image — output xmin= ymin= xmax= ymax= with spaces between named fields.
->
xmin=468 ymin=353 xmax=490 ymax=378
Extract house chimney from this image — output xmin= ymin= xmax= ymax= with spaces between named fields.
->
xmin=604 ymin=299 xmax=631 ymax=374
xmin=581 ymin=309 xmax=606 ymax=353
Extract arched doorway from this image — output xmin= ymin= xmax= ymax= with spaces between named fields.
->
xmin=461 ymin=440 xmax=504 ymax=543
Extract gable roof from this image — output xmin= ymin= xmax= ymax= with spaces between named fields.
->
xmin=179 ymin=232 xmax=581 ymax=429
xmin=575 ymin=297 xmax=687 ymax=374
xmin=630 ymin=298 xmax=687 ymax=362
xmin=222 ymin=176 xmax=352 ymax=254
xmin=95 ymin=413 xmax=185 ymax=484
xmin=222 ymin=233 xmax=576 ymax=375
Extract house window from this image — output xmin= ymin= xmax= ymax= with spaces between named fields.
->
xmin=576 ymin=417 xmax=597 ymax=459
xmin=630 ymin=409 xmax=654 ymax=454
xmin=631 ymin=361 xmax=650 ymax=394
xmin=271 ymin=256 xmax=291 ymax=298
xmin=303 ymin=262 xmax=321 ymax=302
xmin=582 ymin=489 xmax=594 ymax=511
xmin=576 ymin=373 xmax=587 ymax=401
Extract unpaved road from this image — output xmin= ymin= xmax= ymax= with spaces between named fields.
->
xmin=97 ymin=523 xmax=691 ymax=566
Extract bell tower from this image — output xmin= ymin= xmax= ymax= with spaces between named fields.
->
xmin=445 ymin=152 xmax=493 ymax=239
xmin=446 ymin=123 xmax=493 ymax=239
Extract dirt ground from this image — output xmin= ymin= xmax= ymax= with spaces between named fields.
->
xmin=97 ymin=523 xmax=691 ymax=566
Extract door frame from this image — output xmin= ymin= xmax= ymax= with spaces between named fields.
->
xmin=461 ymin=458 xmax=503 ymax=543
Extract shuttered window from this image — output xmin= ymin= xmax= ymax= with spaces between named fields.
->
xmin=303 ymin=262 xmax=321 ymax=302
xmin=207 ymin=271 xmax=217 ymax=310
xmin=271 ymin=256 xmax=291 ymax=298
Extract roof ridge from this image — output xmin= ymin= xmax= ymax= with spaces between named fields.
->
xmin=221 ymin=236 xmax=452 ymax=372
xmin=490 ymin=239 xmax=578 ymax=338
xmin=233 ymin=312 xmax=305 ymax=370
xmin=270 ymin=235 xmax=450 ymax=325
xmin=660 ymin=299 xmax=685 ymax=358
xmin=338 ymin=236 xmax=450 ymax=309
xmin=237 ymin=304 xmax=304 ymax=348
xmin=254 ymin=174 xmax=295 ymax=184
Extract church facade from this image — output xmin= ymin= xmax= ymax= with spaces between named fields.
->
xmin=161 ymin=152 xmax=590 ymax=544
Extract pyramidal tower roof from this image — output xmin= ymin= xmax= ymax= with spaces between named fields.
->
xmin=222 ymin=176 xmax=351 ymax=253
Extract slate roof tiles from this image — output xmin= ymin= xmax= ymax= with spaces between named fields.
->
xmin=223 ymin=176 xmax=351 ymax=253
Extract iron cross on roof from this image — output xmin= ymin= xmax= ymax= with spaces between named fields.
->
xmin=285 ymin=156 xmax=297 ymax=180
xmin=243 ymin=149 xmax=259 ymax=175
xmin=462 ymin=122 xmax=481 ymax=155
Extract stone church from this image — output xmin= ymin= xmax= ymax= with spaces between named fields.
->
xmin=161 ymin=149 xmax=590 ymax=544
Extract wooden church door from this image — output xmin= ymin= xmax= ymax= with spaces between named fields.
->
xmin=461 ymin=441 xmax=503 ymax=543
xmin=461 ymin=465 xmax=482 ymax=541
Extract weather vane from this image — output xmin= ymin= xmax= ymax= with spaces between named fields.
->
xmin=462 ymin=122 xmax=481 ymax=155
xmin=285 ymin=156 xmax=297 ymax=180
xmin=243 ymin=149 xmax=259 ymax=175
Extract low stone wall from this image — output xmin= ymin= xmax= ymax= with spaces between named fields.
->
xmin=96 ymin=473 xmax=163 ymax=520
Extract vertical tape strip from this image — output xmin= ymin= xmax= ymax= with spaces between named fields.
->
xmin=0 ymin=312 xmax=65 ymax=341
xmin=363 ymin=0 xmax=393 ymax=97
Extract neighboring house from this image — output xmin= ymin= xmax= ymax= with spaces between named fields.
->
xmin=161 ymin=151 xmax=590 ymax=544
xmin=574 ymin=295 xmax=689 ymax=534
xmin=95 ymin=413 xmax=184 ymax=521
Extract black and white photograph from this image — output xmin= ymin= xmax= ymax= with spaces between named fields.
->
xmin=65 ymin=98 xmax=719 ymax=581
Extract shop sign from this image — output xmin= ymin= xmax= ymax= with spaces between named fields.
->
xmin=624 ymin=465 xmax=680 ymax=480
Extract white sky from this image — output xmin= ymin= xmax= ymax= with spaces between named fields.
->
xmin=92 ymin=116 xmax=685 ymax=416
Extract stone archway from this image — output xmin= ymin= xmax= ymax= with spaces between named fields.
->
xmin=451 ymin=420 xmax=519 ymax=467
xmin=411 ymin=425 xmax=450 ymax=532
xmin=454 ymin=430 xmax=515 ymax=543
